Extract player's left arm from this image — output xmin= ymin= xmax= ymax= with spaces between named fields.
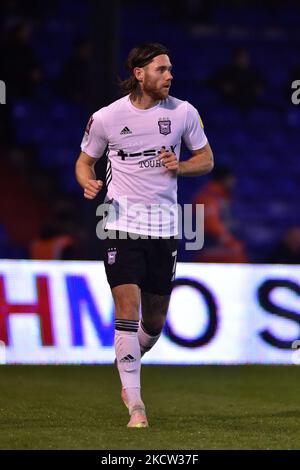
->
xmin=178 ymin=142 xmax=214 ymax=176
xmin=158 ymin=143 xmax=214 ymax=176
xmin=175 ymin=101 xmax=214 ymax=177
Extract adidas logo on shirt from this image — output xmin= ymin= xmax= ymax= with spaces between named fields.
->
xmin=120 ymin=354 xmax=136 ymax=363
xmin=120 ymin=126 xmax=132 ymax=135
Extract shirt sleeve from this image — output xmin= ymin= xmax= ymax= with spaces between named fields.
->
xmin=80 ymin=111 xmax=108 ymax=159
xmin=182 ymin=102 xmax=208 ymax=151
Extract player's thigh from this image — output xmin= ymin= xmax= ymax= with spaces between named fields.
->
xmin=112 ymin=283 xmax=141 ymax=320
xmin=102 ymin=231 xmax=146 ymax=319
xmin=141 ymin=291 xmax=171 ymax=331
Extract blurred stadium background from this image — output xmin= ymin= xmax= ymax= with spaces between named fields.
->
xmin=0 ymin=0 xmax=300 ymax=450
xmin=1 ymin=0 xmax=300 ymax=263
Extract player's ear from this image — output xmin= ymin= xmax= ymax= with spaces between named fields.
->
xmin=133 ymin=67 xmax=144 ymax=83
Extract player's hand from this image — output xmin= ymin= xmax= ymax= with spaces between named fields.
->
xmin=158 ymin=147 xmax=179 ymax=173
xmin=84 ymin=179 xmax=103 ymax=199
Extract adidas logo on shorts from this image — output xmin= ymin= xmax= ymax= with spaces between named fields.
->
xmin=120 ymin=354 xmax=136 ymax=363
xmin=120 ymin=126 xmax=132 ymax=135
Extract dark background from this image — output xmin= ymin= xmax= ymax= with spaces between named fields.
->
xmin=0 ymin=0 xmax=299 ymax=262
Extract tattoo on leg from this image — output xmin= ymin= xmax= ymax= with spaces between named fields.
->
xmin=141 ymin=292 xmax=170 ymax=334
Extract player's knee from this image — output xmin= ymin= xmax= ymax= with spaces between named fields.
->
xmin=112 ymin=285 xmax=140 ymax=319
xmin=114 ymin=296 xmax=140 ymax=319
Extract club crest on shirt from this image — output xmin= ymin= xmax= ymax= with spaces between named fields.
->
xmin=158 ymin=118 xmax=171 ymax=135
xmin=107 ymin=249 xmax=117 ymax=265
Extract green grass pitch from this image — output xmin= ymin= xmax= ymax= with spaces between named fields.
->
xmin=0 ymin=365 xmax=299 ymax=450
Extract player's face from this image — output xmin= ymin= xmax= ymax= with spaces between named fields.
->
xmin=142 ymin=54 xmax=173 ymax=100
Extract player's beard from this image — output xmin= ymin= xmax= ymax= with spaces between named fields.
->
xmin=143 ymin=77 xmax=169 ymax=101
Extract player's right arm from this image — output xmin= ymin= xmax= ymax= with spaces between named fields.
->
xmin=76 ymin=111 xmax=108 ymax=199
xmin=75 ymin=151 xmax=103 ymax=199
